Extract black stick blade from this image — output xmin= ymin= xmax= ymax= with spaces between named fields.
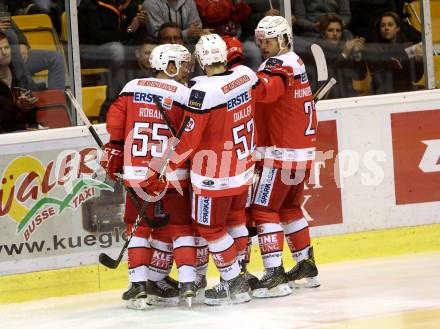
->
xmin=99 ymin=252 xmax=119 ymax=269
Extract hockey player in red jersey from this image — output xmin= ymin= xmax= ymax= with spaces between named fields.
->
xmin=222 ymin=34 xmax=259 ymax=291
xmin=145 ymin=33 xmax=294 ymax=305
xmin=101 ymin=44 xmax=198 ymax=308
xmin=250 ymin=16 xmax=320 ymax=299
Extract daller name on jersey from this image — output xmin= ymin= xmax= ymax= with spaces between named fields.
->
xmin=233 ymin=105 xmax=252 ymax=122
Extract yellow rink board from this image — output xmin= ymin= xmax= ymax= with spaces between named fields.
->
xmin=1 ymin=224 xmax=440 ymax=304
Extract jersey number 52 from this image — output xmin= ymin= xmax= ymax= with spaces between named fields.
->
xmin=232 ymin=118 xmax=255 ymax=160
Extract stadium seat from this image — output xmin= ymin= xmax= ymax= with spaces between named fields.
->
xmin=412 ymin=55 xmax=440 ymax=89
xmin=32 ymin=89 xmax=72 ymax=128
xmin=406 ymin=0 xmax=440 ymax=43
xmin=60 ymin=11 xmax=68 ymax=43
xmin=12 ymin=14 xmax=63 ymax=53
xmin=12 ymin=14 xmax=66 ymax=83
xmin=352 ymin=68 xmax=372 ymax=96
xmin=435 ymin=55 xmax=440 ymax=87
xmin=82 ymin=85 xmax=107 ymax=122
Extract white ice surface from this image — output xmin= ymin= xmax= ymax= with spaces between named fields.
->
xmin=1 ymin=252 xmax=440 ymax=329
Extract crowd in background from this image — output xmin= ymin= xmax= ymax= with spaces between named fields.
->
xmin=0 ymin=0 xmax=429 ymax=132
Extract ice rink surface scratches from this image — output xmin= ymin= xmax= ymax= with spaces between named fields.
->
xmin=1 ymin=252 xmax=439 ymax=329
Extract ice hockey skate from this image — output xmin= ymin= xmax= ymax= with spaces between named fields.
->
xmin=164 ymin=275 xmax=179 ymax=290
xmin=122 ymin=282 xmax=148 ymax=310
xmin=252 ymin=266 xmax=292 ymax=298
xmin=191 ymin=275 xmax=207 ymax=304
xmin=241 ymin=263 xmax=259 ymax=291
xmin=179 ymin=282 xmax=196 ymax=307
xmin=287 ymin=247 xmax=320 ymax=288
xmin=146 ymin=279 xmax=180 ymax=306
xmin=204 ymin=273 xmax=251 ymax=306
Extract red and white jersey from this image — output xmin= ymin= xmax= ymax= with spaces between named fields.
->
xmin=106 ymin=77 xmax=189 ymax=187
xmin=173 ymin=65 xmax=260 ymax=197
xmin=256 ymin=51 xmax=317 ymax=168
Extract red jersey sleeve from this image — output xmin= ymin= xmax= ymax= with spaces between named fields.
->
xmin=106 ymin=95 xmax=128 ymax=141
xmin=252 ymin=72 xmax=287 ymax=104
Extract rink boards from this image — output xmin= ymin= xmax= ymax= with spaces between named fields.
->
xmin=1 ymin=89 xmax=440 ymax=302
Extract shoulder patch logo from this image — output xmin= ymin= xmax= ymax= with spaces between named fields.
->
xmin=163 ymin=96 xmax=173 ymax=110
xmin=188 ymin=89 xmax=206 ymax=110
xmin=265 ymin=57 xmax=283 ymax=70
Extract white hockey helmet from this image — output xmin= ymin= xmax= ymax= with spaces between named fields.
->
xmin=195 ymin=34 xmax=227 ymax=70
xmin=149 ymin=44 xmax=192 ymax=77
xmin=255 ymin=15 xmax=293 ymax=51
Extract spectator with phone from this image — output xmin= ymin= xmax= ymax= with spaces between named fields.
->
xmin=0 ymin=2 xmax=65 ymax=89
xmin=0 ymin=32 xmax=38 ymax=133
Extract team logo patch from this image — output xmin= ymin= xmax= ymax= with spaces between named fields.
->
xmin=188 ymin=89 xmax=206 ymax=109
xmin=264 ymin=57 xmax=283 ymax=70
xmin=271 ymin=149 xmax=283 ymax=160
xmin=162 ymin=96 xmax=173 ymax=110
xmin=185 ymin=117 xmax=196 ymax=132
xmin=202 ymin=179 xmax=215 ymax=187
xmin=301 ymin=72 xmax=308 ymax=83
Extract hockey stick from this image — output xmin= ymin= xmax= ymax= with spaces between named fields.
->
xmin=65 ymin=88 xmax=168 ymax=229
xmin=99 ymin=116 xmax=191 ymax=269
xmin=310 ymin=44 xmax=328 ymax=82
xmin=310 ymin=44 xmax=338 ymax=100
xmin=313 ymin=77 xmax=337 ymax=101
xmin=153 ymin=96 xmax=177 ymax=136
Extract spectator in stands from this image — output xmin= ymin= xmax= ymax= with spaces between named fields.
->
xmin=0 ymin=1 xmax=65 ymax=89
xmin=158 ymin=22 xmax=184 ymax=45
xmin=77 ymin=0 xmax=147 ymax=69
xmin=157 ymin=22 xmax=197 ymax=79
xmin=316 ymin=13 xmax=367 ymax=98
xmin=0 ymin=80 xmax=29 ymax=133
xmin=0 ymin=32 xmax=38 ymax=132
xmin=142 ymin=0 xmax=205 ymax=46
xmin=240 ymin=1 xmax=277 ymax=70
xmin=99 ymin=37 xmax=157 ymax=122
xmin=349 ymin=0 xmax=412 ymax=42
xmin=294 ymin=0 xmax=351 ymax=38
xmin=366 ymin=11 xmax=423 ymax=94
xmin=14 ymin=23 xmax=65 ymax=89
xmin=195 ymin=0 xmax=250 ymax=37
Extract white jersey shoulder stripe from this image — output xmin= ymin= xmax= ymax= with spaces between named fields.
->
xmin=119 ymin=77 xmax=189 ymax=107
xmin=258 ymin=51 xmax=306 ymax=76
xmin=187 ymin=68 xmax=259 ymax=112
